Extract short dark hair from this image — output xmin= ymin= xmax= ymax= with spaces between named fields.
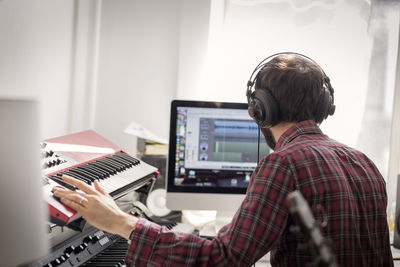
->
xmin=255 ymin=54 xmax=325 ymax=123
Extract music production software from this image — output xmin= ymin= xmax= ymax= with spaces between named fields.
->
xmin=174 ymin=106 xmax=269 ymax=188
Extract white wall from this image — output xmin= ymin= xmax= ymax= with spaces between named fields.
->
xmin=68 ymin=1 xmax=102 ymax=134
xmin=0 ymin=0 xmax=187 ymax=150
xmin=387 ymin=30 xmax=400 ymax=212
xmin=176 ymin=0 xmax=211 ymax=100
xmin=95 ymin=0 xmax=181 ymax=154
xmin=0 ymin=0 xmax=74 ymax=140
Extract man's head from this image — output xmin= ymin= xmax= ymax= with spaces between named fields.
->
xmin=256 ymin=54 xmax=328 ymax=122
xmin=246 ymin=53 xmax=335 ymax=149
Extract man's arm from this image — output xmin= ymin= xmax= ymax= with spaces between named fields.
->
xmin=54 ymin=153 xmax=294 ymax=266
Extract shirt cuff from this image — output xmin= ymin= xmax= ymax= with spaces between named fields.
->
xmin=124 ymin=217 xmax=162 ymax=266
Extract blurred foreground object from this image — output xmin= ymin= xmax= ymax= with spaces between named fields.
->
xmin=0 ymin=96 xmax=48 ymax=265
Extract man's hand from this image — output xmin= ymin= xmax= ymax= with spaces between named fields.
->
xmin=53 ymin=175 xmax=138 ymax=240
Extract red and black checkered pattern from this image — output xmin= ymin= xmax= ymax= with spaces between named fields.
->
xmin=125 ymin=120 xmax=392 ymax=267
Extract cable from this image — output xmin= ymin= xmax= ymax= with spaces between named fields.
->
xmin=257 ymin=125 xmax=261 ymax=164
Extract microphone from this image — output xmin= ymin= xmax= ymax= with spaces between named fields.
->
xmin=287 ymin=191 xmax=338 ymax=267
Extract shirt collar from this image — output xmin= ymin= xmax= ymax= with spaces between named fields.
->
xmin=274 ymin=120 xmax=323 ymax=150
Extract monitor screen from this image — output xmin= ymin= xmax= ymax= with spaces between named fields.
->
xmin=166 ymin=100 xmax=269 ymax=211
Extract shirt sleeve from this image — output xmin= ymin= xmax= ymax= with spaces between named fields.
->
xmin=124 ymin=153 xmax=295 ymax=267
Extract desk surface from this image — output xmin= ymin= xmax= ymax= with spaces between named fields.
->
xmin=392 ymin=245 xmax=400 ymax=267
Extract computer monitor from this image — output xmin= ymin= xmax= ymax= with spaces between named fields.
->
xmin=166 ymin=100 xmax=269 ymax=212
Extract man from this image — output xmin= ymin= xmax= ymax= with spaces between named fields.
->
xmin=54 ymin=53 xmax=393 ymax=266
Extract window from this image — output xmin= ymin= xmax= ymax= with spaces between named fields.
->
xmin=188 ymin=0 xmax=400 ymax=181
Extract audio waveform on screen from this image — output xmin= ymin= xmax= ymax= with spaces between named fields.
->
xmin=214 ymin=120 xmax=258 ymax=133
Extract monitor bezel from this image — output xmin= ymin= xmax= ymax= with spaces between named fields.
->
xmin=167 ymin=99 xmax=253 ymax=195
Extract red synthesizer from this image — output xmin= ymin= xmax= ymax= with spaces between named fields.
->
xmin=41 ymin=130 xmax=158 ymax=227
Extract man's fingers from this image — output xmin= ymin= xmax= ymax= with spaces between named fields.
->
xmin=62 ymin=175 xmax=97 ymax=195
xmin=51 ymin=186 xmax=66 ymax=194
xmin=60 ymin=197 xmax=85 ymax=213
xmin=94 ymin=180 xmax=106 ymax=195
xmin=55 ymin=191 xmax=87 ymax=205
xmin=53 ymin=187 xmax=87 ymax=199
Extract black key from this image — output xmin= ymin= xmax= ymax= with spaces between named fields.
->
xmin=81 ymin=238 xmax=128 ymax=267
xmin=110 ymin=155 xmax=133 ymax=168
xmin=69 ymin=169 xmax=95 ymax=182
xmin=49 ymin=176 xmax=77 ymax=191
xmin=77 ymin=165 xmax=102 ymax=179
xmin=98 ymin=160 xmax=122 ymax=172
xmin=81 ymin=164 xmax=109 ymax=179
xmin=70 ymin=167 xmax=98 ymax=182
xmin=62 ymin=170 xmax=90 ymax=182
xmin=77 ymin=166 xmax=104 ymax=179
xmin=116 ymin=153 xmax=140 ymax=165
xmin=109 ymin=156 xmax=133 ymax=168
xmin=93 ymin=161 xmax=117 ymax=174
xmin=62 ymin=171 xmax=92 ymax=185
xmin=99 ymin=160 xmax=121 ymax=173
xmin=89 ymin=162 xmax=116 ymax=175
xmin=85 ymin=164 xmax=110 ymax=179
xmin=102 ymin=158 xmax=125 ymax=171
xmin=105 ymin=157 xmax=128 ymax=169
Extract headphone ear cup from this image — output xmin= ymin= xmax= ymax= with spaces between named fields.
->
xmin=314 ymin=86 xmax=333 ymax=123
xmin=248 ymin=88 xmax=280 ymax=128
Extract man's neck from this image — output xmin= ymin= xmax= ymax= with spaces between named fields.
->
xmin=270 ymin=122 xmax=297 ymax=143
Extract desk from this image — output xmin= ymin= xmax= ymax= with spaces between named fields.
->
xmin=392 ymin=246 xmax=400 ymax=266
xmin=393 ymin=245 xmax=400 ymax=259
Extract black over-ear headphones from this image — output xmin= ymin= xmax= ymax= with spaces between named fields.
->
xmin=246 ymin=52 xmax=336 ymax=128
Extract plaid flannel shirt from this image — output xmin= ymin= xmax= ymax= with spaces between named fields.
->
xmin=125 ymin=120 xmax=393 ymax=266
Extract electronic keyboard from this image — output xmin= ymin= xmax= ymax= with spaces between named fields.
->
xmin=41 ymin=130 xmax=158 ymax=226
xmin=29 ymin=217 xmax=195 ymax=267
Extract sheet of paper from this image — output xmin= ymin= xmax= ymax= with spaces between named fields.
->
xmin=124 ymin=121 xmax=168 ymax=144
xmin=45 ymin=143 xmax=115 ymax=154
